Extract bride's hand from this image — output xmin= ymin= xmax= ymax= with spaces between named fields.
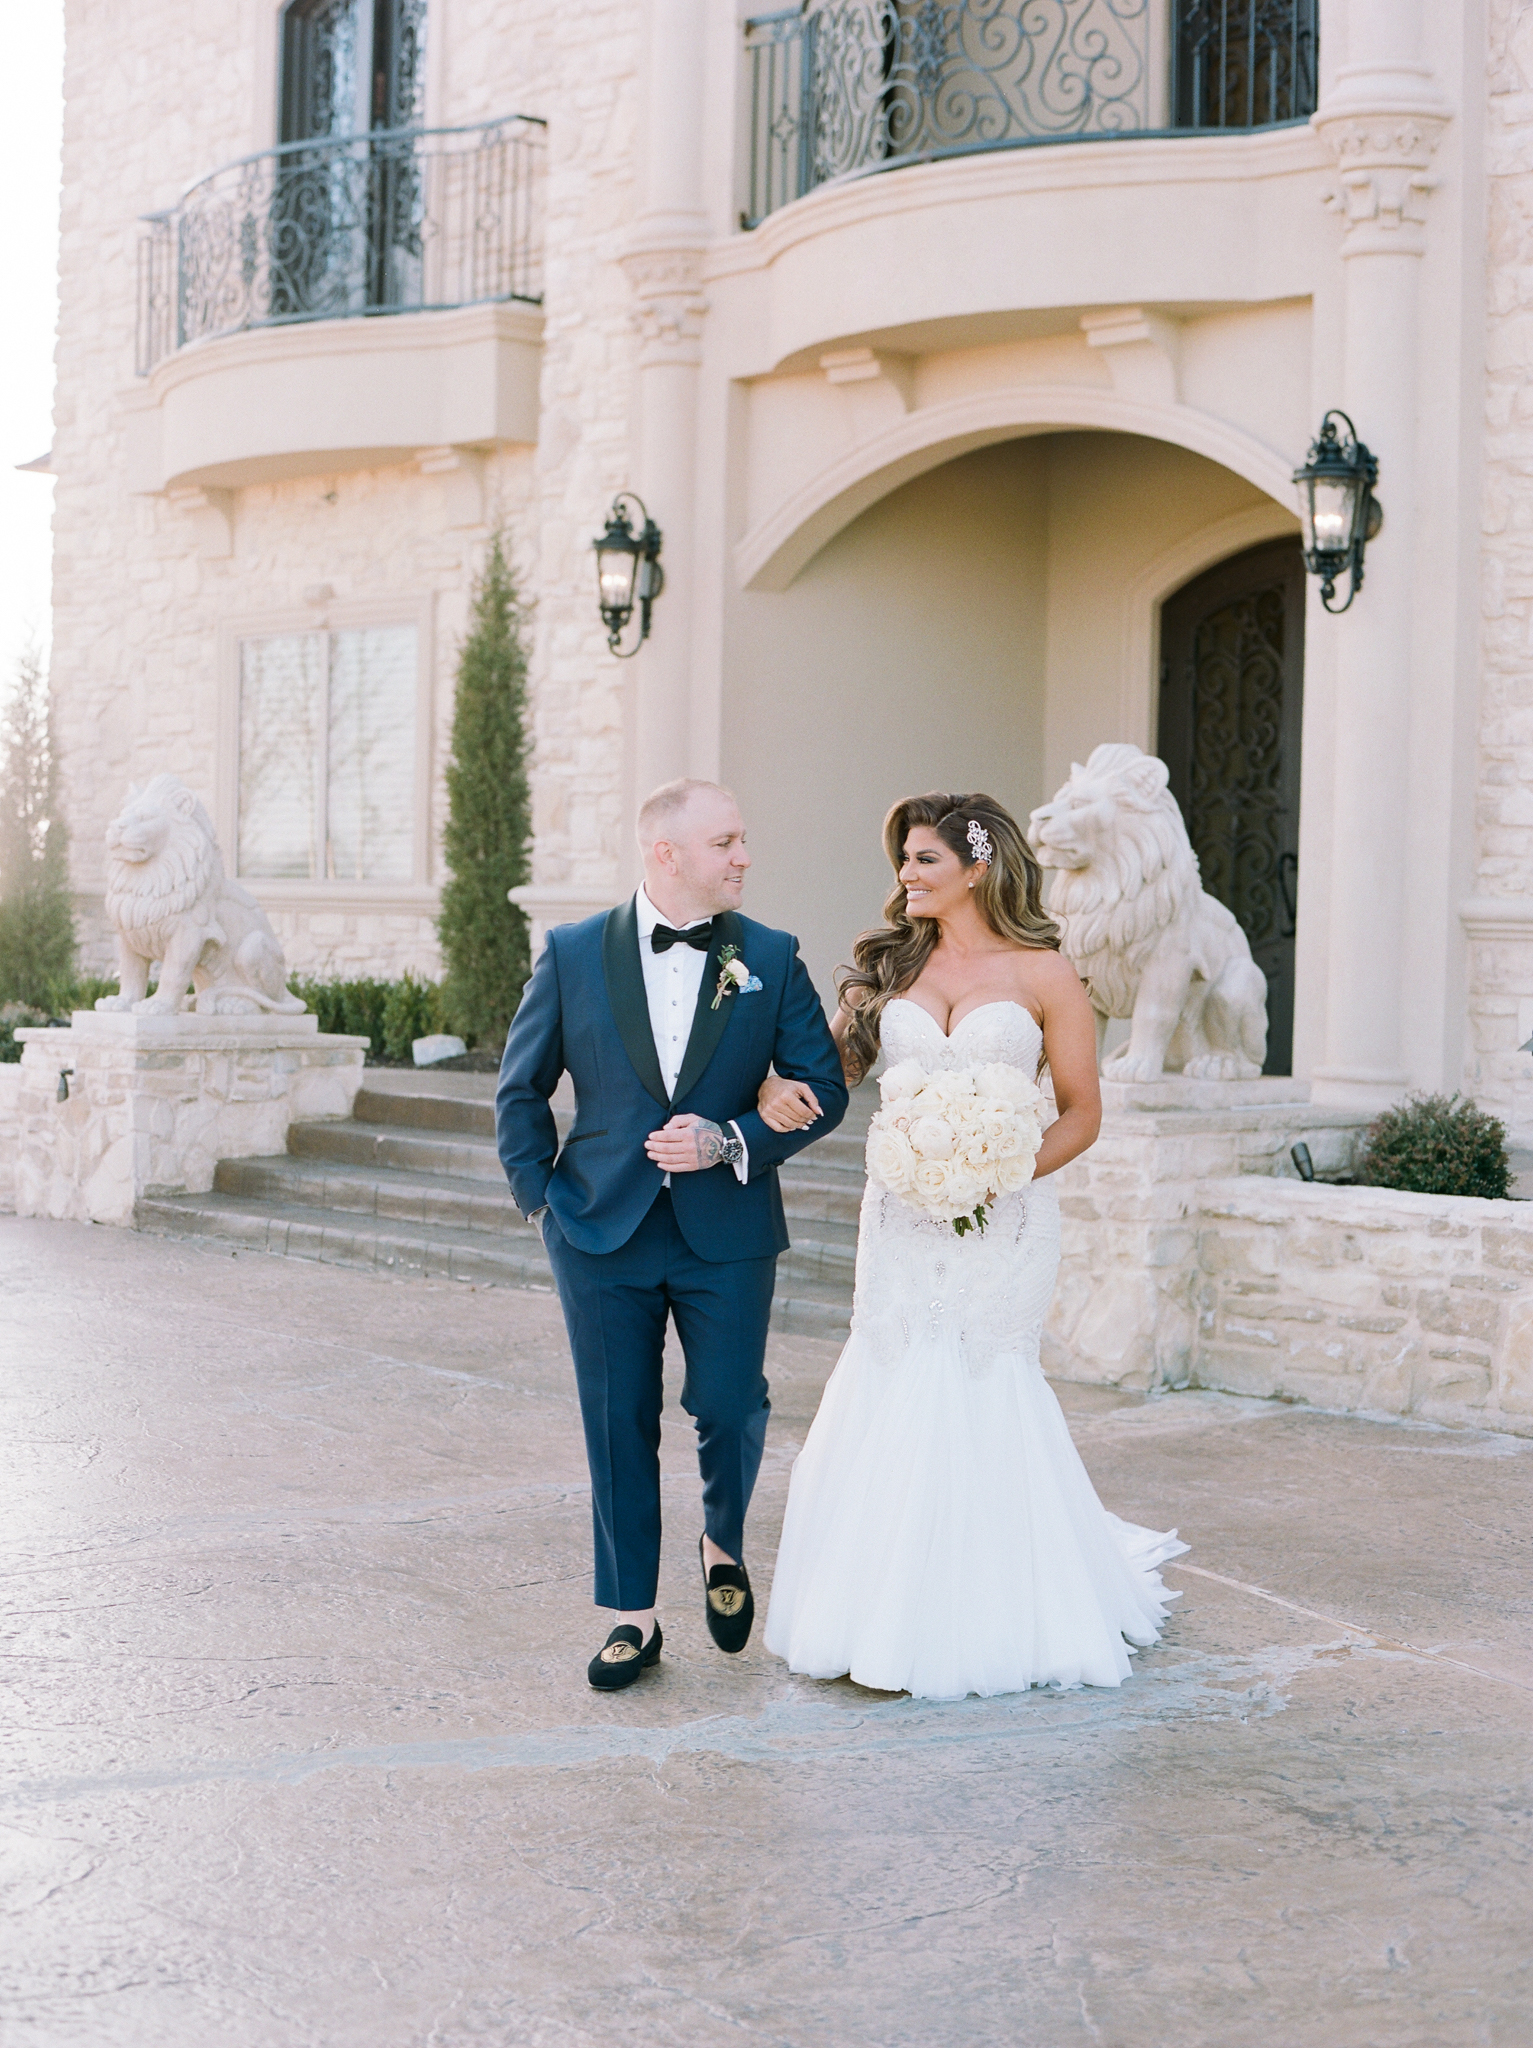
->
xmin=758 ymin=1073 xmax=822 ymax=1133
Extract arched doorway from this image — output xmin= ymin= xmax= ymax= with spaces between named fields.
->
xmin=1158 ymin=539 xmax=1306 ymax=1075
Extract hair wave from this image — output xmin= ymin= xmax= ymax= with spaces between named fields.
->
xmin=837 ymin=791 xmax=1059 ymax=1080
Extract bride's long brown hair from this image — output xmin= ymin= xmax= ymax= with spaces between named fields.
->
xmin=836 ymin=791 xmax=1060 ymax=1080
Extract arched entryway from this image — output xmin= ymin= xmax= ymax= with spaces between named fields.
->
xmin=1157 ymin=539 xmax=1307 ymax=1075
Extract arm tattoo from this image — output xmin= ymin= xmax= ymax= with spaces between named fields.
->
xmin=692 ymin=1119 xmax=726 ymax=1167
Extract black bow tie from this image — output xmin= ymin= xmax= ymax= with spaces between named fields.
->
xmin=650 ymin=920 xmax=715 ymax=954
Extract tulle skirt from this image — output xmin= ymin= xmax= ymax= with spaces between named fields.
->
xmin=763 ymin=1310 xmax=1187 ymax=1702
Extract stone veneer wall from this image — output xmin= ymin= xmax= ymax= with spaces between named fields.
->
xmin=52 ymin=0 xmax=641 ymax=979
xmin=1471 ymin=0 xmax=1533 ymax=1137
xmin=1049 ymin=1138 xmax=1533 ymax=1439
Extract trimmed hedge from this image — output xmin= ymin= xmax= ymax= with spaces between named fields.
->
xmin=293 ymin=972 xmax=447 ymax=1063
xmin=1358 ymin=1092 xmax=1511 ymax=1200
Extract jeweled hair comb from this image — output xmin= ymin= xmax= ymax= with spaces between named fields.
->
xmin=967 ymin=819 xmax=993 ymax=866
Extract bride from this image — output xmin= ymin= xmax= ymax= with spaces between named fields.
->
xmin=759 ymin=791 xmax=1186 ymax=1701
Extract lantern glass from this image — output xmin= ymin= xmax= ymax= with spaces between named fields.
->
xmin=1304 ymin=475 xmax=1358 ymax=559
xmin=596 ymin=539 xmax=640 ymax=616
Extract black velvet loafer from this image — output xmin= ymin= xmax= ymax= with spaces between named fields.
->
xmin=587 ymin=1622 xmax=662 ymax=1691
xmin=699 ymin=1536 xmax=754 ymax=1654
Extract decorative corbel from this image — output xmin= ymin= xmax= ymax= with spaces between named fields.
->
xmin=417 ymin=445 xmax=487 ymax=529
xmin=165 ymin=485 xmax=234 ymax=559
xmin=1079 ymin=308 xmax=1181 ymax=408
xmin=818 ymin=347 xmax=916 ymax=413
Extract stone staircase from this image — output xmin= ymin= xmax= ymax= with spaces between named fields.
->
xmin=135 ymin=1073 xmax=871 ymax=1338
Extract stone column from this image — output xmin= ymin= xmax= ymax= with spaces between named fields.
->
xmin=1308 ymin=1 xmax=1449 ymax=1108
xmin=620 ymin=0 xmax=711 ymax=809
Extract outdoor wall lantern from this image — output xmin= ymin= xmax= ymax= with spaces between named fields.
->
xmin=593 ymin=493 xmax=664 ymax=657
xmin=1293 ymin=410 xmax=1382 ymax=614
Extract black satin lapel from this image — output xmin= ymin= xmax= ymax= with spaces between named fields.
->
xmin=601 ymin=900 xmax=669 ymax=1108
xmin=671 ymin=911 xmax=743 ymax=1108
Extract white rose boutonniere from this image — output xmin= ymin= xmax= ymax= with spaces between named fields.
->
xmin=711 ymin=945 xmax=763 ymax=1010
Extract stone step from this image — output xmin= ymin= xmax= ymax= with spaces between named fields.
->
xmin=135 ymin=1191 xmax=558 ymax=1290
xmin=215 ymin=1153 xmax=536 ymax=1238
xmin=353 ymin=1085 xmax=497 ymax=1138
xmin=134 ymin=1189 xmax=852 ymax=1337
xmin=290 ymin=1119 xmax=509 ymax=1183
xmin=135 ymin=1070 xmax=872 ymax=1341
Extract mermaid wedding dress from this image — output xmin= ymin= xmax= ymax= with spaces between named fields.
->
xmin=764 ymin=998 xmax=1187 ymax=1701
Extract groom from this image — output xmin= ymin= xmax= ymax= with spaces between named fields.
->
xmin=496 ymin=779 xmax=848 ymax=1689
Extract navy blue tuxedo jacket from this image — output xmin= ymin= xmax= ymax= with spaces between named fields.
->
xmin=495 ymin=900 xmax=849 ymax=1262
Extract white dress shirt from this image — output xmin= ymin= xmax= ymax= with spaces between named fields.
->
xmin=635 ymin=886 xmax=749 ymax=1185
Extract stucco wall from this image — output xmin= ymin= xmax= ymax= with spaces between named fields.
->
xmin=723 ymin=432 xmax=1279 ymax=999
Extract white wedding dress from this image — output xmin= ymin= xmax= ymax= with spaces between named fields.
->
xmin=764 ymin=999 xmax=1187 ymax=1701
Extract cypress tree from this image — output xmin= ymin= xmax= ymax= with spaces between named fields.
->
xmin=0 ymin=645 xmax=76 ymax=1009
xmin=437 ymin=535 xmax=532 ymax=1047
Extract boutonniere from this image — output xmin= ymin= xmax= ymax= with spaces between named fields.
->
xmin=711 ymin=944 xmax=763 ymax=1010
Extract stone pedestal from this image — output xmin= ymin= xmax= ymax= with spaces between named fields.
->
xmin=1045 ymin=1079 xmax=1376 ymax=1390
xmin=12 ymin=1011 xmax=367 ymax=1226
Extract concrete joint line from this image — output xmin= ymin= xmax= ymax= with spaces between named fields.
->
xmin=1166 ymin=1561 xmax=1531 ymax=1694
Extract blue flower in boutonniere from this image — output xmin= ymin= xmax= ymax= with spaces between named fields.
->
xmin=711 ymin=945 xmax=761 ymax=1010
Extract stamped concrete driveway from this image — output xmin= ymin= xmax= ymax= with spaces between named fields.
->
xmin=1 ymin=1217 xmax=1529 ymax=2048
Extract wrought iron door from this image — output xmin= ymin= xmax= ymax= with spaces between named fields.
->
xmin=1158 ymin=539 xmax=1305 ymax=1075
xmin=274 ymin=0 xmax=428 ymax=318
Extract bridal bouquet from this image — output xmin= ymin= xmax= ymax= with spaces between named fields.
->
xmin=864 ymin=1059 xmax=1046 ymax=1237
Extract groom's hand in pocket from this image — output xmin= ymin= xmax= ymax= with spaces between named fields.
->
xmin=645 ymin=1114 xmax=729 ymax=1172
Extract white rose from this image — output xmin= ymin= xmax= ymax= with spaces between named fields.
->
xmin=975 ymin=1063 xmax=1039 ymax=1109
xmin=955 ymin=1130 xmax=993 ymax=1170
xmin=866 ymin=1122 xmax=917 ymax=1193
xmin=913 ymin=1158 xmax=952 ymax=1206
xmin=996 ymin=1154 xmax=1036 ymax=1192
xmin=908 ymin=1114 xmax=956 ymax=1160
xmin=915 ymin=1070 xmax=969 ymax=1112
xmin=879 ymin=1060 xmax=926 ymax=1106
xmin=723 ymin=957 xmax=751 ymax=987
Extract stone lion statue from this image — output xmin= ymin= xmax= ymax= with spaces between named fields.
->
xmin=95 ymin=774 xmax=306 ymax=1017
xmin=1027 ymin=742 xmax=1267 ymax=1082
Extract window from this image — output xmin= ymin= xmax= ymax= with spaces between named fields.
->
xmin=280 ymin=0 xmax=427 ymax=144
xmin=238 ymin=624 xmax=417 ymax=882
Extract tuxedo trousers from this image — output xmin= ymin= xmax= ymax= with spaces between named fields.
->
xmin=543 ymin=1190 xmax=776 ymax=1610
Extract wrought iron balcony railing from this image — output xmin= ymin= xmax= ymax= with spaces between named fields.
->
xmin=742 ymin=0 xmax=1318 ymax=228
xmin=136 ymin=114 xmax=546 ymax=376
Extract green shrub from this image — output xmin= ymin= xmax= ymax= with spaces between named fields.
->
xmin=381 ymin=971 xmax=443 ymax=1064
xmin=65 ymin=975 xmax=118 ymax=1014
xmin=293 ymin=974 xmax=444 ymax=1062
xmin=0 ymin=647 xmax=76 ymax=1008
xmin=0 ymin=1002 xmax=48 ymax=1063
xmin=436 ymin=533 xmax=531 ymax=1052
xmin=1358 ymin=1093 xmax=1511 ymax=1200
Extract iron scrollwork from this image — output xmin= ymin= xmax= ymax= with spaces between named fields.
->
xmin=136 ymin=115 xmax=546 ymax=375
xmin=742 ymin=0 xmax=1319 ymax=225
xmin=1187 ymin=581 xmax=1290 ymax=958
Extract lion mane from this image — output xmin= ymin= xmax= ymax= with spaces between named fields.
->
xmin=1034 ymin=747 xmax=1201 ymax=1019
xmin=104 ymin=776 xmax=221 ymax=941
xmin=1028 ymin=743 xmax=1267 ymax=1082
xmin=97 ymin=773 xmax=305 ymax=1016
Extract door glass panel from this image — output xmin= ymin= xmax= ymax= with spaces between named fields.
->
xmin=239 ymin=633 xmax=326 ymax=878
xmin=1158 ymin=540 xmax=1305 ymax=1075
xmin=1188 ymin=583 xmax=1288 ymax=956
xmin=325 ymin=625 xmax=416 ymax=882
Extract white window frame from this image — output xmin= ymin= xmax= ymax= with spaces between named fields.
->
xmin=217 ymin=595 xmax=437 ymax=911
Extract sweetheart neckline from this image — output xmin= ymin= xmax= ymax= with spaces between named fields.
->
xmin=886 ymin=997 xmax=1041 ymax=1044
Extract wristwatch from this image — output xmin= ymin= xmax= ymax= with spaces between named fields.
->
xmin=717 ymin=1133 xmax=744 ymax=1169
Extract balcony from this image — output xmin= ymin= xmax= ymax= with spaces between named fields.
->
xmin=125 ymin=116 xmax=546 ymax=508
xmin=136 ymin=115 xmax=546 ymax=373
xmin=741 ymin=0 xmax=1319 ymax=227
